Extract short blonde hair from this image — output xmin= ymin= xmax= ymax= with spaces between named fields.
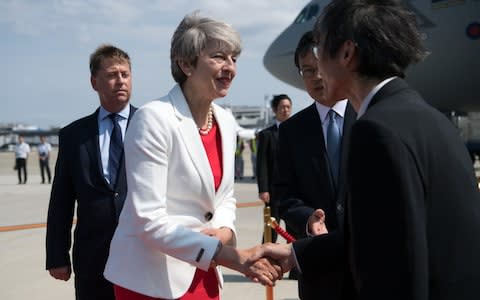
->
xmin=89 ymin=44 xmax=131 ymax=76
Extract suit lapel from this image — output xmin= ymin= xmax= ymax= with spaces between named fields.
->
xmin=303 ymin=104 xmax=332 ymax=186
xmin=338 ymin=103 xmax=356 ymax=186
xmin=169 ymin=85 xmax=215 ymax=201
xmin=84 ymin=109 xmax=111 ymax=189
xmin=336 ymin=103 xmax=357 ymax=228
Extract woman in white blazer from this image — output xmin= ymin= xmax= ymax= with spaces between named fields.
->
xmin=104 ymin=12 xmax=280 ymax=300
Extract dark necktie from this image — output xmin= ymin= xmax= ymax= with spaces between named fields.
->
xmin=327 ymin=109 xmax=341 ymax=184
xmin=108 ymin=113 xmax=123 ymax=187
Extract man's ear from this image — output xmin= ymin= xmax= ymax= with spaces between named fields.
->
xmin=90 ymin=76 xmax=98 ymax=91
xmin=339 ymin=40 xmax=357 ymax=69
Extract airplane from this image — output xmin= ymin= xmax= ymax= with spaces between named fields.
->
xmin=263 ymin=0 xmax=480 ymax=113
xmin=263 ymin=0 xmax=480 ymax=158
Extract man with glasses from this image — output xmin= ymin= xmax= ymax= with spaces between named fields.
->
xmin=255 ymin=0 xmax=480 ymax=299
xmin=275 ymin=30 xmax=356 ymax=300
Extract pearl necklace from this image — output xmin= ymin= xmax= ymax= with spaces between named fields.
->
xmin=198 ymin=105 xmax=214 ymax=136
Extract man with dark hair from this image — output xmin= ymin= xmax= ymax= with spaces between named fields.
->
xmin=14 ymin=135 xmax=30 ymax=184
xmin=37 ymin=135 xmax=52 ymax=184
xmin=256 ymin=94 xmax=292 ymax=243
xmin=275 ymin=30 xmax=356 ymax=300
xmin=257 ymin=1 xmax=480 ymax=299
xmin=46 ymin=44 xmax=137 ymax=300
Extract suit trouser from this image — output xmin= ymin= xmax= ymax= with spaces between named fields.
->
xmin=75 ymin=275 xmax=115 ymax=300
xmin=39 ymin=159 xmax=51 ymax=183
xmin=16 ymin=158 xmax=27 ymax=183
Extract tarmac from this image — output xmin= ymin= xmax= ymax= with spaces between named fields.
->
xmin=0 ymin=148 xmax=300 ymax=300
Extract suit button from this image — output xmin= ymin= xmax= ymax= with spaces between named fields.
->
xmin=336 ymin=203 xmax=343 ymax=212
xmin=114 ymin=192 xmax=119 ymax=198
xmin=204 ymin=212 xmax=213 ymax=221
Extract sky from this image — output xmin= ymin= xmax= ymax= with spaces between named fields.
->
xmin=1 ymin=0 xmax=314 ymax=129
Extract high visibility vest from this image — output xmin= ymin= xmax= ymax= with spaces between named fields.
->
xmin=235 ymin=139 xmax=244 ymax=156
xmin=250 ymin=138 xmax=257 ymax=154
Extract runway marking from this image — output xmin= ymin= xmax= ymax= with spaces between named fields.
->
xmin=0 ymin=201 xmax=264 ymax=232
xmin=237 ymin=200 xmax=264 ymax=208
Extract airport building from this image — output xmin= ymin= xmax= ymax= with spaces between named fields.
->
xmin=0 ymin=123 xmax=59 ymax=151
xmin=227 ymin=105 xmax=273 ymax=130
xmin=0 ymin=105 xmax=271 ymax=151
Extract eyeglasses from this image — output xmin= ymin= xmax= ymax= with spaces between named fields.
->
xmin=299 ymin=67 xmax=318 ymax=79
xmin=313 ymin=41 xmax=358 ymax=60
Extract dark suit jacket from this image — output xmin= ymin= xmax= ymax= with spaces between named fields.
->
xmin=276 ymin=102 xmax=356 ymax=300
xmin=277 ymin=103 xmax=356 ymax=236
xmin=256 ymin=124 xmax=280 ymax=203
xmin=294 ymin=78 xmax=480 ymax=300
xmin=46 ymin=105 xmax=136 ymax=278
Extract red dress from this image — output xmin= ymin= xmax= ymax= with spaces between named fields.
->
xmin=114 ymin=121 xmax=223 ymax=300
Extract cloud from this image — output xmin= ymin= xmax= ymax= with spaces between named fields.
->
xmin=1 ymin=0 xmax=306 ymax=54
xmin=1 ymin=0 xmax=312 ymax=127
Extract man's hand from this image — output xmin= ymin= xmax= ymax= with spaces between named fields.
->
xmin=48 ymin=266 xmax=71 ymax=281
xmin=256 ymin=243 xmax=296 ymax=274
xmin=259 ymin=192 xmax=270 ymax=204
xmin=307 ymin=209 xmax=328 ymax=236
xmin=215 ymin=245 xmax=282 ymax=286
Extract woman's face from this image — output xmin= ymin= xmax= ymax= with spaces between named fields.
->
xmin=189 ymin=43 xmax=237 ymax=100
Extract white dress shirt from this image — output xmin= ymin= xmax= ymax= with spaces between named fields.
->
xmin=357 ymin=77 xmax=397 ymax=118
xmin=315 ymin=99 xmax=348 ymax=146
xmin=15 ymin=142 xmax=30 ymax=158
xmin=98 ymin=105 xmax=130 ymax=183
xmin=37 ymin=142 xmax=52 ymax=158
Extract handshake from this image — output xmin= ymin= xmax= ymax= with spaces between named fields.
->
xmin=214 ymin=208 xmax=328 ymax=286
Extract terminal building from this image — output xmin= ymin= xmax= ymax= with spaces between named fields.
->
xmin=0 ymin=105 xmax=272 ymax=151
xmin=227 ymin=105 xmax=273 ymax=131
xmin=0 ymin=123 xmax=59 ymax=151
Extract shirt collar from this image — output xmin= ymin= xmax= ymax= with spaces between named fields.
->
xmin=315 ymin=99 xmax=348 ymax=124
xmin=98 ymin=105 xmax=130 ymax=121
xmin=357 ymin=77 xmax=396 ymax=119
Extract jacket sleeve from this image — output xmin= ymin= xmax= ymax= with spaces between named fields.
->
xmin=45 ymin=128 xmax=76 ymax=270
xmin=256 ymin=129 xmax=270 ymax=193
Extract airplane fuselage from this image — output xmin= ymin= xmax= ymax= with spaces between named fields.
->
xmin=263 ymin=0 xmax=480 ymax=112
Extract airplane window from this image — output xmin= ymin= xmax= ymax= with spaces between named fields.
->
xmin=294 ymin=4 xmax=320 ymax=23
xmin=294 ymin=6 xmax=309 ymax=24
xmin=307 ymin=4 xmax=319 ymax=21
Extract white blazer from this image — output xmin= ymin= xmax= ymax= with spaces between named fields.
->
xmin=104 ymin=84 xmax=237 ymax=299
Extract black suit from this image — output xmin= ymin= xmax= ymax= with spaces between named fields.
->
xmin=256 ymin=124 xmax=281 ymax=242
xmin=46 ymin=105 xmax=136 ymax=300
xmin=276 ymin=102 xmax=356 ymax=300
xmin=294 ymin=78 xmax=480 ymax=300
